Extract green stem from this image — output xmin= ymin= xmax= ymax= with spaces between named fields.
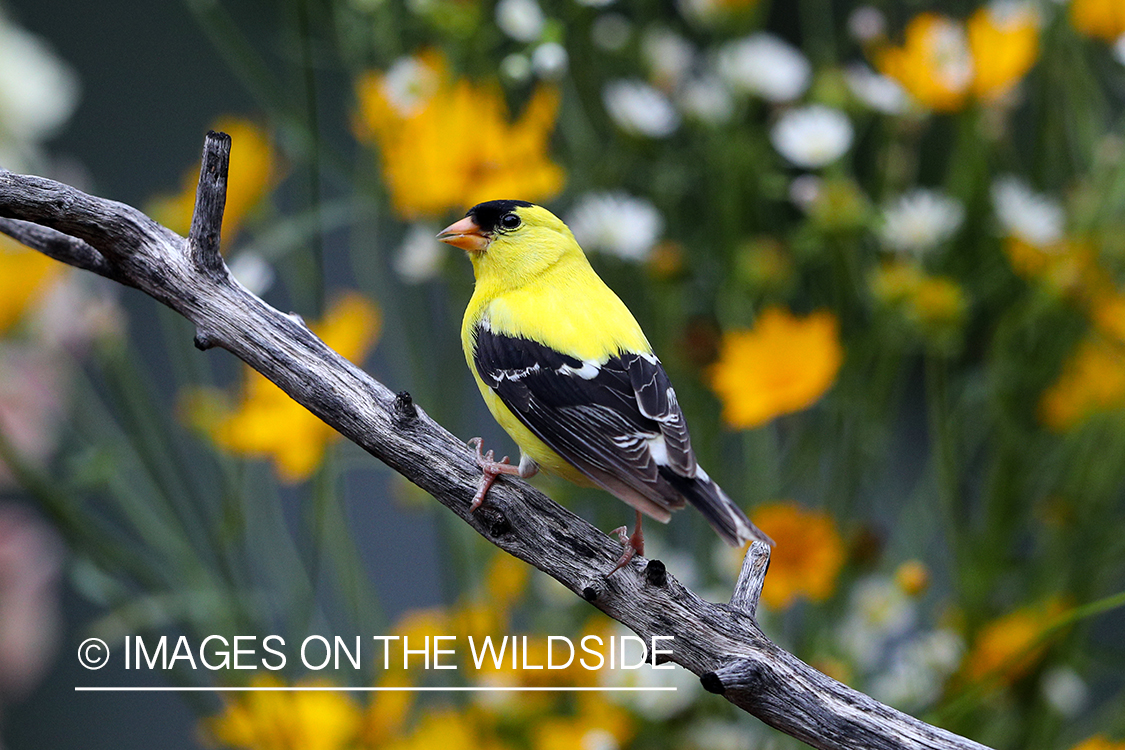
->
xmin=292 ymin=0 xmax=326 ymax=316
xmin=934 ymin=590 xmax=1125 ymax=722
xmin=924 ymin=353 xmax=962 ymax=576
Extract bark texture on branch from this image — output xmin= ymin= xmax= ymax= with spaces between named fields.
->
xmin=0 ymin=135 xmax=990 ymax=750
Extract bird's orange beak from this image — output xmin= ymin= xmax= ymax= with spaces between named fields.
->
xmin=437 ymin=216 xmax=490 ymax=252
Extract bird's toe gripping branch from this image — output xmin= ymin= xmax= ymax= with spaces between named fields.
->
xmin=467 ymin=437 xmax=526 ymax=511
xmin=607 ymin=510 xmax=646 ymax=577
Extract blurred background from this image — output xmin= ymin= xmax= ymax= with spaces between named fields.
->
xmin=1 ymin=0 xmax=1124 ymax=748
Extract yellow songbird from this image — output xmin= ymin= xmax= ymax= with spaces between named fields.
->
xmin=439 ymin=200 xmax=772 ymax=573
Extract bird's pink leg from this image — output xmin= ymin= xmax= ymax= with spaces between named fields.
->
xmin=607 ymin=510 xmax=645 ymax=577
xmin=467 ymin=438 xmax=537 ymax=511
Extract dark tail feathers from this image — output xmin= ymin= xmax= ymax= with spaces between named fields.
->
xmin=663 ymin=468 xmax=774 ymax=547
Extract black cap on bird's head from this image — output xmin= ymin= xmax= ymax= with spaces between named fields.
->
xmin=467 ymin=200 xmax=534 ymax=233
xmin=437 ymin=199 xmax=534 ymax=252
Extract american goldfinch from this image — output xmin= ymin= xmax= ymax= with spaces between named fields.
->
xmin=439 ymin=200 xmax=772 ymax=572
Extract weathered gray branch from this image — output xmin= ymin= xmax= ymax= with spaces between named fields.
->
xmin=0 ymin=134 xmax=989 ymax=750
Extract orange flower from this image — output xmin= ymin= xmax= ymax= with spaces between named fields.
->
xmin=877 ymin=13 xmax=973 ymax=112
xmin=1003 ymin=237 xmax=1104 ymax=297
xmin=749 ymin=502 xmax=845 ymax=610
xmin=184 ymin=293 xmax=380 ymax=481
xmin=148 ymin=116 xmax=279 ymax=240
xmin=709 ymin=308 xmax=842 ymax=429
xmin=1070 ymin=0 xmax=1125 ymax=42
xmin=967 ymin=3 xmax=1040 ymax=101
xmin=895 ymin=559 xmax=930 ymax=597
xmin=1068 ymin=736 xmax=1125 ymax=750
xmin=877 ymin=6 xmax=1040 ymax=112
xmin=962 ymin=597 xmax=1069 ymax=684
xmin=1091 ymin=293 xmax=1125 ymax=345
xmin=1040 ymin=335 xmax=1125 ymax=431
xmin=354 ymin=50 xmax=564 ymax=219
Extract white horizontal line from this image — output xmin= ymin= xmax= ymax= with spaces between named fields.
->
xmin=75 ymin=686 xmax=677 ymax=692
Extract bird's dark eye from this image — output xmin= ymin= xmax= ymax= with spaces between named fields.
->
xmin=500 ymin=213 xmax=521 ymax=231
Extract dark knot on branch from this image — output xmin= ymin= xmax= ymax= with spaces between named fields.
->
xmin=393 ymin=391 xmax=417 ymax=425
xmin=644 ymin=559 xmax=667 ymax=587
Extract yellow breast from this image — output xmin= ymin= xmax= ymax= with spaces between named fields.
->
xmin=462 ymin=254 xmax=650 ymax=484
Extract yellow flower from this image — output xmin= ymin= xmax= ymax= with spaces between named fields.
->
xmin=967 ymin=3 xmax=1040 ymax=102
xmin=354 ymin=50 xmax=564 ymax=219
xmin=895 ymin=559 xmax=930 ymax=597
xmin=912 ymin=275 xmax=968 ymax=326
xmin=1091 ymin=293 xmax=1125 ymax=345
xmin=0 ymin=235 xmax=63 ymax=334
xmin=877 ymin=13 xmax=973 ymax=112
xmin=149 ymin=116 xmax=279 ymax=239
xmin=533 ymin=705 xmax=634 ymax=750
xmin=1070 ymin=0 xmax=1125 ymax=42
xmin=749 ymin=501 xmax=845 ymax=610
xmin=870 ymin=262 xmax=969 ymax=347
xmin=961 ymin=597 xmax=1069 ymax=684
xmin=1069 ymin=736 xmax=1125 ymax=750
xmin=877 ymin=7 xmax=1040 ymax=112
xmin=1002 ymin=237 xmax=1103 ymax=297
xmin=184 ymin=293 xmax=380 ymax=481
xmin=363 ymin=675 xmax=414 ymax=746
xmin=384 ymin=708 xmax=503 ymax=750
xmin=1040 ymin=335 xmax=1125 ymax=431
xmin=202 ymin=675 xmax=363 ymax=750
xmin=485 ymin=551 xmax=529 ymax=604
xmin=703 ymin=0 xmax=761 ymax=12
xmin=709 ymin=307 xmax=842 ymax=430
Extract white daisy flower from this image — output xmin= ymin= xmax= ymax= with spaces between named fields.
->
xmin=531 ymin=42 xmax=568 ymax=79
xmin=601 ymin=625 xmax=697 ymax=720
xmin=848 ymin=5 xmax=886 ymax=43
xmin=990 ymin=175 xmax=1065 ymax=247
xmin=683 ymin=719 xmax=756 ymax=750
xmin=1040 ymin=666 xmax=1088 ymax=718
xmin=986 ymin=0 xmax=1041 ymax=28
xmin=567 ymin=192 xmax=664 ymax=261
xmin=380 ymin=55 xmax=439 ymax=116
xmin=495 ymin=0 xmax=545 ymax=43
xmin=869 ymin=629 xmax=963 ymax=709
xmin=500 ymin=53 xmax=532 ymax=83
xmin=579 ymin=729 xmax=619 ymax=750
xmin=879 ymin=189 xmax=965 ymax=255
xmin=770 ymin=105 xmax=854 ymax=168
xmin=789 ymin=174 xmax=823 ymax=211
xmin=641 ymin=27 xmax=695 ymax=89
xmin=394 ymin=223 xmax=445 ymax=283
xmin=677 ymin=74 xmax=734 ymax=124
xmin=228 ymin=252 xmax=276 ymax=296
xmin=0 ymin=13 xmax=80 ymax=164
xmin=924 ymin=17 xmax=974 ymax=96
xmin=603 ymin=79 xmax=680 ymax=138
xmin=1115 ymin=34 xmax=1125 ymax=66
xmin=591 ymin=14 xmax=632 ymax=51
xmin=845 ymin=63 xmax=910 ymax=115
xmin=716 ymin=33 xmax=811 ymax=103
xmin=836 ymin=575 xmax=918 ymax=670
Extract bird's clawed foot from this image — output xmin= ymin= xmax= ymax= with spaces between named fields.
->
xmin=606 ymin=510 xmax=645 ymax=577
xmin=468 ymin=437 xmax=525 ymax=512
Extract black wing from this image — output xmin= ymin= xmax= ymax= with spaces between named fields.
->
xmin=472 ymin=323 xmax=697 ymax=517
xmin=472 ymin=323 xmax=769 ymax=546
